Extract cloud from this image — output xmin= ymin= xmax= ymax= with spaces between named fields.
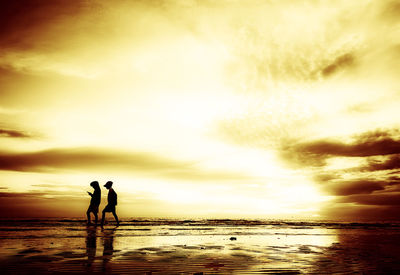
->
xmin=0 ymin=0 xmax=195 ymax=78
xmin=320 ymin=203 xmax=400 ymax=221
xmin=321 ymin=53 xmax=356 ymax=77
xmin=381 ymin=0 xmax=400 ymax=21
xmin=324 ymin=179 xmax=384 ymax=196
xmin=0 ymin=147 xmax=249 ymax=181
xmin=338 ymin=193 xmax=400 ymax=206
xmin=361 ymin=154 xmax=400 ymax=171
xmin=0 ymin=1 xmax=86 ymax=51
xmin=387 ymin=175 xmax=400 ymax=183
xmin=0 ymin=128 xmax=31 ymax=138
xmin=0 ymin=190 xmax=86 ymax=217
xmin=313 ymin=173 xmax=341 ymax=183
xmin=281 ymin=130 xmax=400 ymax=218
xmin=280 ymin=130 xmax=400 ymax=168
xmin=0 ymin=1 xmax=111 ymax=77
xmin=0 ymin=147 xmax=180 ymax=171
xmin=0 ymin=191 xmax=48 ymax=198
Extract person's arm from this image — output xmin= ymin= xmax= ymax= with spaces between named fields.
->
xmin=87 ymin=191 xmax=93 ymax=197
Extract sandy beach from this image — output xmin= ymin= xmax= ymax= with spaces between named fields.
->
xmin=0 ymin=219 xmax=399 ymax=274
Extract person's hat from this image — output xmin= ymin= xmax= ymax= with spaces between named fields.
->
xmin=104 ymin=181 xmax=113 ymax=188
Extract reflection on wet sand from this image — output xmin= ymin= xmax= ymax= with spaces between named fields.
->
xmin=1 ymin=220 xmax=400 ymax=274
xmin=84 ymin=225 xmax=118 ymax=273
xmin=85 ymin=226 xmax=97 ymax=269
xmin=84 ymin=226 xmax=339 ymax=274
xmin=102 ymin=227 xmax=116 ymax=273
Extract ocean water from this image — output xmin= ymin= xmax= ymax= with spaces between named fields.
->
xmin=0 ymin=219 xmax=400 ymax=274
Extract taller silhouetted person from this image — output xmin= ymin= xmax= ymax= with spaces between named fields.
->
xmin=86 ymin=181 xmax=101 ymax=225
xmin=101 ymin=181 xmax=119 ymax=227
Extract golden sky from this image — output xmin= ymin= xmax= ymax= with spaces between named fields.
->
xmin=1 ymin=0 xmax=400 ymax=220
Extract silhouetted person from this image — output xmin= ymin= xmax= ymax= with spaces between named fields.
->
xmin=87 ymin=181 xmax=101 ymax=225
xmin=101 ymin=181 xmax=119 ymax=227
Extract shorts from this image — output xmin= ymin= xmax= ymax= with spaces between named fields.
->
xmin=103 ymin=204 xmax=116 ymax=213
xmin=87 ymin=204 xmax=99 ymax=213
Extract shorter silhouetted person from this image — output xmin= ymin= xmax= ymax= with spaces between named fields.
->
xmin=101 ymin=181 xmax=119 ymax=227
xmin=87 ymin=181 xmax=101 ymax=225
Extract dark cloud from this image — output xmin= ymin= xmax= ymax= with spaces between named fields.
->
xmin=286 ymin=130 xmax=400 ymax=217
xmin=0 ymin=147 xmax=177 ymax=171
xmin=0 ymin=191 xmax=47 ymax=198
xmin=387 ymin=184 xmax=400 ymax=192
xmin=314 ymin=168 xmax=400 ymax=191
xmin=362 ymin=154 xmax=400 ymax=171
xmin=0 ymin=147 xmax=249 ymax=181
xmin=0 ymin=128 xmax=31 ymax=138
xmin=0 ymin=0 xmax=87 ymax=51
xmin=280 ymin=130 xmax=400 ymax=168
xmin=320 ymin=203 xmax=400 ymax=221
xmin=338 ymin=193 xmax=400 ymax=206
xmin=387 ymin=175 xmax=400 ymax=183
xmin=2 ymin=148 xmax=121 ymax=172
xmin=302 ymin=134 xmax=400 ymax=157
xmin=313 ymin=173 xmax=341 ymax=183
xmin=321 ymin=53 xmax=355 ymax=77
xmin=0 ymin=191 xmax=86 ymax=217
xmin=324 ymin=180 xmax=384 ymax=196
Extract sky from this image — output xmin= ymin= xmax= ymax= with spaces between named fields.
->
xmin=0 ymin=0 xmax=400 ymax=220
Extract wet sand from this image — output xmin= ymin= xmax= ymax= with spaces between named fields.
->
xmin=0 ymin=219 xmax=400 ymax=274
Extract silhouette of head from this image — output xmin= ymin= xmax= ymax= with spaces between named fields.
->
xmin=104 ymin=181 xmax=113 ymax=189
xmin=90 ymin=181 xmax=100 ymax=189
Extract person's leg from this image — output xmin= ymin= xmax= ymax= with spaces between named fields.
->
xmin=86 ymin=209 xmax=91 ymax=224
xmin=94 ymin=212 xmax=98 ymax=225
xmin=112 ymin=210 xmax=119 ymax=226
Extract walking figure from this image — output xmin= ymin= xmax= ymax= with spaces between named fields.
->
xmin=101 ymin=181 xmax=119 ymax=227
xmin=86 ymin=181 xmax=101 ymax=225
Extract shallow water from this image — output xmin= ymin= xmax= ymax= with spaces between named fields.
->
xmin=0 ymin=219 xmax=399 ymax=274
